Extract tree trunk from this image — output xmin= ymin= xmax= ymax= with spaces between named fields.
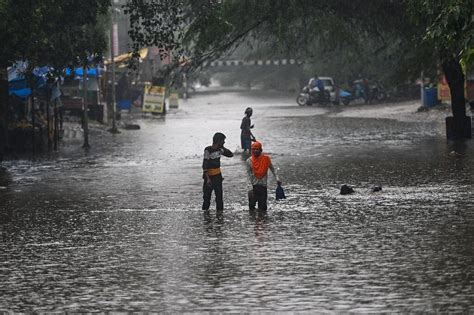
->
xmin=54 ymin=99 xmax=58 ymax=151
xmin=110 ymin=20 xmax=118 ymax=134
xmin=442 ymin=57 xmax=468 ymax=139
xmin=82 ymin=66 xmax=90 ymax=149
xmin=31 ymin=89 xmax=35 ymax=155
xmin=46 ymin=89 xmax=52 ymax=150
xmin=0 ymin=68 xmax=8 ymax=161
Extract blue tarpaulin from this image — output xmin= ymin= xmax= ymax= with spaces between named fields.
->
xmin=65 ymin=67 xmax=101 ymax=77
xmin=9 ymin=88 xmax=32 ymax=99
xmin=8 ymin=63 xmax=50 ymax=98
xmin=8 ymin=62 xmax=102 ymax=99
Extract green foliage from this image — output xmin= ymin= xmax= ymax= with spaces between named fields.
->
xmin=408 ymin=0 xmax=473 ymax=61
xmin=125 ymin=0 xmax=185 ymax=60
xmin=125 ymin=0 xmax=470 ymax=87
xmin=0 ymin=0 xmax=110 ymax=77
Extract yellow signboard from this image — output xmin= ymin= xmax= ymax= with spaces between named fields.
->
xmin=437 ymin=74 xmax=451 ymax=101
xmin=169 ymin=93 xmax=179 ymax=109
xmin=143 ymin=85 xmax=166 ymax=113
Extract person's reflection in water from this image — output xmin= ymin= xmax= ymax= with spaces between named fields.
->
xmin=0 ymin=172 xmax=13 ymax=242
xmin=249 ymin=208 xmax=268 ymax=220
xmin=249 ymin=209 xmax=268 ymax=241
xmin=203 ymin=210 xmax=224 ymax=235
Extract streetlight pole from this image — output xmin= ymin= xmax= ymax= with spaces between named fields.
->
xmin=109 ymin=7 xmax=119 ymax=134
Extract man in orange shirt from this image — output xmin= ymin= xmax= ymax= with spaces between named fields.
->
xmin=246 ymin=141 xmax=282 ymax=211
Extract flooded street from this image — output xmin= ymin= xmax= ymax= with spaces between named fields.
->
xmin=1 ymin=90 xmax=473 ymax=312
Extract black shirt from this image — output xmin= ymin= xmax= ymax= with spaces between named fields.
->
xmin=202 ymin=146 xmax=233 ymax=170
xmin=240 ymin=116 xmax=252 ymax=137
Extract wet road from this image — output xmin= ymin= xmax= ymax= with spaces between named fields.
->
xmin=0 ymin=90 xmax=473 ymax=312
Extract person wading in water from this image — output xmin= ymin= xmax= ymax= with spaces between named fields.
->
xmin=202 ymin=132 xmax=234 ymax=211
xmin=246 ymin=141 xmax=282 ymax=211
xmin=240 ymin=107 xmax=256 ymax=155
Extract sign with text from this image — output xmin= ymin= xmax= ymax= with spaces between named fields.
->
xmin=143 ymin=85 xmax=166 ymax=113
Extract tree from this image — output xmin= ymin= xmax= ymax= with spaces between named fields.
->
xmin=0 ymin=0 xmax=111 ymax=152
xmin=1 ymin=0 xmax=109 ymax=77
xmin=126 ymin=0 xmax=472 ymax=137
xmin=408 ymin=0 xmax=473 ymax=139
xmin=125 ymin=1 xmax=421 ymax=71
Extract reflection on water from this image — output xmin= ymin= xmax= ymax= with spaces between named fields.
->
xmin=0 ymin=91 xmax=473 ymax=312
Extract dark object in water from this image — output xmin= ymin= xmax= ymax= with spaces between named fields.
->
xmin=340 ymin=185 xmax=355 ymax=195
xmin=276 ymin=184 xmax=286 ymax=200
xmin=124 ymin=124 xmax=140 ymax=130
xmin=372 ymin=186 xmax=382 ymax=192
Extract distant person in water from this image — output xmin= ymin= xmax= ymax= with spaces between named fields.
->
xmin=246 ymin=141 xmax=281 ymax=211
xmin=240 ymin=107 xmax=256 ymax=154
xmin=202 ymin=132 xmax=234 ymax=211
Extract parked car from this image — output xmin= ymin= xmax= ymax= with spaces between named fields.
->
xmin=319 ymin=76 xmax=337 ymax=103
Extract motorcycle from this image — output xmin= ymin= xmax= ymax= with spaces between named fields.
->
xmin=339 ymin=89 xmax=352 ymax=105
xmin=338 ymin=80 xmax=370 ymax=106
xmin=369 ymin=81 xmax=388 ymax=103
xmin=296 ymin=85 xmax=331 ymax=106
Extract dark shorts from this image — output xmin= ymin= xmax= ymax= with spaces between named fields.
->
xmin=241 ymin=135 xmax=251 ymax=150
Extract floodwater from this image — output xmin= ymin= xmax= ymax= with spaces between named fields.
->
xmin=0 ymin=90 xmax=473 ymax=312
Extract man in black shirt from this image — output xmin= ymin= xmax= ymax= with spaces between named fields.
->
xmin=240 ymin=107 xmax=255 ymax=154
xmin=202 ymin=132 xmax=234 ymax=211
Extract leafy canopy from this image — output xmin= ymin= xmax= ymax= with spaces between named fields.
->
xmin=0 ymin=0 xmax=110 ymax=77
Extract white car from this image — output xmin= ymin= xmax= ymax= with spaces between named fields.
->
xmin=318 ymin=76 xmax=337 ymax=103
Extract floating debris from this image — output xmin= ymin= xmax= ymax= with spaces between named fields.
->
xmin=340 ymin=184 xmax=355 ymax=195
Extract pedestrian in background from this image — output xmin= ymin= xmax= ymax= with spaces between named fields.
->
xmin=202 ymin=132 xmax=234 ymax=211
xmin=246 ymin=141 xmax=281 ymax=211
xmin=240 ymin=107 xmax=256 ymax=154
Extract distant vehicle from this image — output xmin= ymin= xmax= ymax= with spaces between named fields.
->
xmin=339 ymin=80 xmax=389 ymax=105
xmin=318 ymin=76 xmax=337 ymax=103
xmin=369 ymin=81 xmax=388 ymax=103
xmin=296 ymin=85 xmax=331 ymax=106
xmin=339 ymin=89 xmax=352 ymax=105
xmin=296 ymin=76 xmax=336 ymax=106
xmin=338 ymin=88 xmax=368 ymax=106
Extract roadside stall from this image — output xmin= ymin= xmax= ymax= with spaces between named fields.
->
xmin=103 ymin=48 xmax=148 ymax=114
xmin=7 ymin=64 xmax=52 ymax=153
xmin=61 ymin=67 xmax=104 ymax=123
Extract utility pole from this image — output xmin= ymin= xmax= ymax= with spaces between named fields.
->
xmin=420 ymin=71 xmax=425 ymax=107
xmin=109 ymin=6 xmax=119 ymax=134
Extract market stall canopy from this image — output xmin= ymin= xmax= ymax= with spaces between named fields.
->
xmin=8 ymin=62 xmax=50 ymax=99
xmin=104 ymin=48 xmax=148 ymax=68
xmin=8 ymin=62 xmax=50 ymax=83
xmin=65 ymin=67 xmax=103 ymax=77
